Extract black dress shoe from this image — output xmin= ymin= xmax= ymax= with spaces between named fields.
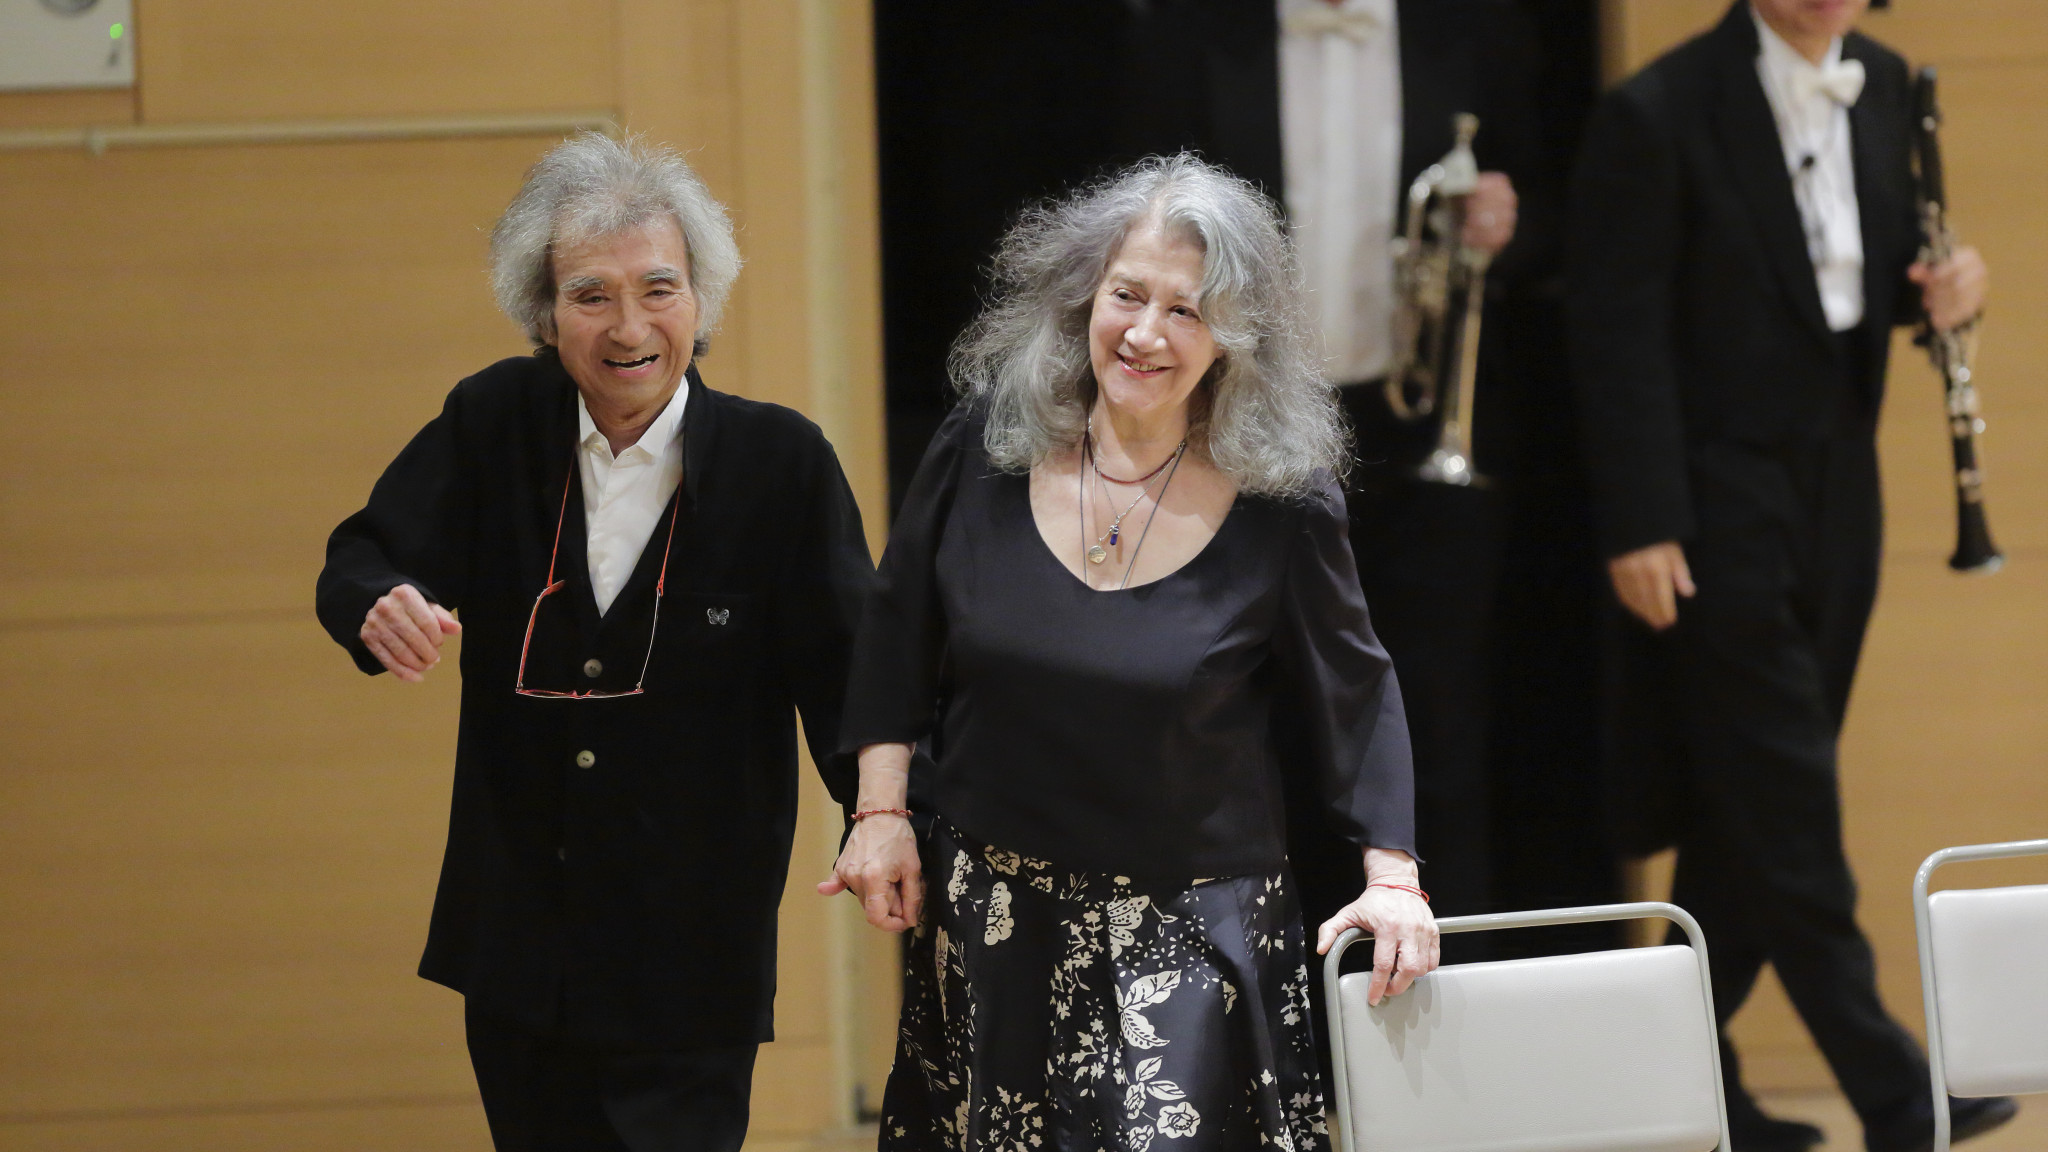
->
xmin=1729 ymin=1112 xmax=1826 ymax=1152
xmin=1949 ymin=1096 xmax=2020 ymax=1146
xmin=1865 ymin=1094 xmax=2019 ymax=1152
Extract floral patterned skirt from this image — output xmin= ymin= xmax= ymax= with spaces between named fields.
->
xmin=880 ymin=819 xmax=1327 ymax=1152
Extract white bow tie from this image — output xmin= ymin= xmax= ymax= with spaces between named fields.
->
xmin=1283 ymin=4 xmax=1383 ymax=43
xmin=1794 ymin=58 xmax=1865 ymax=107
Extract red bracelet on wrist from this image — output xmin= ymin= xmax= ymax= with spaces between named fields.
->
xmin=852 ymin=807 xmax=912 ymax=822
xmin=1369 ymin=882 xmax=1430 ymax=903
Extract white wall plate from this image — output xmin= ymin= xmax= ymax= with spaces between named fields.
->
xmin=0 ymin=0 xmax=135 ymax=92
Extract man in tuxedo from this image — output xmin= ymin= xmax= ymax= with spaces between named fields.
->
xmin=1569 ymin=3 xmax=2011 ymax=1149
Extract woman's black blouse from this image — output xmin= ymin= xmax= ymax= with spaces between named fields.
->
xmin=839 ymin=408 xmax=1415 ymax=882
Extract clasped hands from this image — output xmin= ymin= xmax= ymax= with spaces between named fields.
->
xmin=818 ymin=742 xmax=925 ymax=932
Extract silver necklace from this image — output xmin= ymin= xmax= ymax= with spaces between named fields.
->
xmin=1114 ymin=447 xmax=1185 ymax=590
xmin=1078 ymin=432 xmax=1188 ymax=589
xmin=1083 ymin=417 xmax=1187 ymax=565
xmin=1090 ymin=466 xmax=1161 ymax=564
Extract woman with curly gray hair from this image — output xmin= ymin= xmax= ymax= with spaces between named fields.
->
xmin=824 ymin=154 xmax=1437 ymax=1151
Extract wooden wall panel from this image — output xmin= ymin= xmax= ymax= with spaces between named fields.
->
xmin=0 ymin=1105 xmax=489 ymax=1152
xmin=1600 ymin=0 xmax=1723 ymax=86
xmin=1604 ymin=0 xmax=2048 ymax=1094
xmin=807 ymin=0 xmax=892 ymax=565
xmin=1856 ymin=1 xmax=2048 ymax=64
xmin=0 ymin=138 xmax=539 ymax=622
xmin=0 ymin=619 xmax=475 ymax=1124
xmin=616 ymin=0 xmax=746 ymax=389
xmin=727 ymin=0 xmax=812 ymax=423
xmin=0 ymin=89 xmax=136 ymax=130
xmin=137 ymin=1 xmax=615 ymax=124
xmin=0 ymin=1 xmax=893 ymax=1148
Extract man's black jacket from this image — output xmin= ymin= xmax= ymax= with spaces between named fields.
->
xmin=317 ymin=353 xmax=870 ymax=1050
xmin=1116 ymin=0 xmax=1555 ymax=284
xmin=1567 ymin=1 xmax=1922 ymax=559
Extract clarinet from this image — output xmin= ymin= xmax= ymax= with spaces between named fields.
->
xmin=1912 ymin=67 xmax=2003 ymax=574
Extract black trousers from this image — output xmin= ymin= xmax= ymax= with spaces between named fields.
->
xmin=1655 ymin=393 xmax=1928 ymax=1122
xmin=465 ymin=1001 xmax=758 ymax=1152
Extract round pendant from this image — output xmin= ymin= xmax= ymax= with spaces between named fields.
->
xmin=1087 ymin=545 xmax=1108 ymax=565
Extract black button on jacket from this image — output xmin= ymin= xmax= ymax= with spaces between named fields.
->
xmin=316 ymin=353 xmax=870 ymax=1050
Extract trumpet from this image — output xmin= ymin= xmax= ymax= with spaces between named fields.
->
xmin=1385 ymin=112 xmax=1490 ymax=487
xmin=1911 ymin=67 xmax=2002 ymax=574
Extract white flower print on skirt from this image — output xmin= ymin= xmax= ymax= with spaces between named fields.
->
xmin=880 ymin=820 xmax=1327 ymax=1151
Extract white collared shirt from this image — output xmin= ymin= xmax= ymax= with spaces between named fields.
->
xmin=1278 ymin=0 xmax=1404 ymax=384
xmin=576 ymin=383 xmax=688 ymax=616
xmin=1753 ymin=6 xmax=1865 ymax=332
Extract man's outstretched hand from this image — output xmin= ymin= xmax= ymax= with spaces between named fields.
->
xmin=361 ymin=583 xmax=461 ymax=681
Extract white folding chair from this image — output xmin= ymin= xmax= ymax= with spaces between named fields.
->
xmin=1323 ymin=902 xmax=1730 ymax=1152
xmin=1913 ymin=838 xmax=2048 ymax=1152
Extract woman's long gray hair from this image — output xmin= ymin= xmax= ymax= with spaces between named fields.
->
xmin=490 ymin=132 xmax=741 ymax=356
xmin=950 ymin=153 xmax=1345 ymax=498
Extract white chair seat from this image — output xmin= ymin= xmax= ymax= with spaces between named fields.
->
xmin=1913 ymin=838 xmax=2048 ymax=1151
xmin=1927 ymin=882 xmax=2048 ymax=1097
xmin=1334 ymin=941 xmax=1723 ymax=1152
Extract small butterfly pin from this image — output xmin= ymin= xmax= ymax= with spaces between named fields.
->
xmin=706 ymin=607 xmax=730 ymax=625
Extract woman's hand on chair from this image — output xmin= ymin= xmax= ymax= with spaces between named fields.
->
xmin=1316 ymin=848 xmax=1440 ymax=1006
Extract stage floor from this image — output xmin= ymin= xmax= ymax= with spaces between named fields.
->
xmin=1760 ymin=1089 xmax=2038 ymax=1152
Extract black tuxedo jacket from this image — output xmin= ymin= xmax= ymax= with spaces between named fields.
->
xmin=1119 ymin=0 xmax=1553 ymax=285
xmin=317 ymin=355 xmax=870 ymax=1050
xmin=1566 ymin=2 xmax=1922 ymax=559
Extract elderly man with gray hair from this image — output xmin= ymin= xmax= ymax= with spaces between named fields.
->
xmin=316 ymin=133 xmax=872 ymax=1152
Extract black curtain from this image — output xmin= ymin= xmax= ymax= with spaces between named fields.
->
xmin=1472 ymin=0 xmax=1625 ymax=958
xmin=874 ymin=2 xmax=1140 ymax=513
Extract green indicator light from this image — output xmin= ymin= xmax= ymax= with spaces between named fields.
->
xmin=110 ymin=23 xmax=124 ymax=39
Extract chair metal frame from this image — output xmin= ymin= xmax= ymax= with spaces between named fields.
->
xmin=1323 ymin=901 xmax=1732 ymax=1152
xmin=1912 ymin=837 xmax=2048 ymax=1152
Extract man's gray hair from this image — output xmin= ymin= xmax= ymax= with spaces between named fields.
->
xmin=950 ymin=153 xmax=1345 ymax=498
xmin=490 ymin=132 xmax=742 ymax=356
